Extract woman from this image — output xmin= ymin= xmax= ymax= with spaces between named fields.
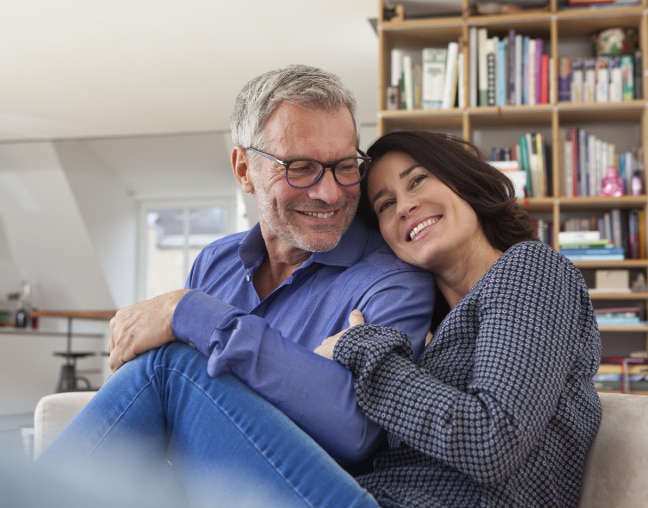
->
xmin=315 ymin=131 xmax=602 ymax=507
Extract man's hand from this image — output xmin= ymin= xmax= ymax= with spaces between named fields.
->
xmin=314 ymin=309 xmax=365 ymax=360
xmin=108 ymin=289 xmax=190 ymax=371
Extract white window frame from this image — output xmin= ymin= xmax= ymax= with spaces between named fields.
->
xmin=136 ymin=197 xmax=237 ymax=301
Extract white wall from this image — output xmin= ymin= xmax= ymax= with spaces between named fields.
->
xmin=0 ymin=124 xmax=377 ymax=416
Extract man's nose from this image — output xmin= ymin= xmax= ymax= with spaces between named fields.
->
xmin=307 ymin=168 xmax=344 ymax=202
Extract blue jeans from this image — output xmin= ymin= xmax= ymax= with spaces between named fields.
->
xmin=37 ymin=342 xmax=378 ymax=508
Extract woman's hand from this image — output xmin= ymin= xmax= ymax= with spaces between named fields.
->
xmin=314 ymin=309 xmax=365 ymax=360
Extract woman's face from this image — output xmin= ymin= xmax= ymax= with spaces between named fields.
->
xmin=366 ymin=151 xmax=484 ymax=273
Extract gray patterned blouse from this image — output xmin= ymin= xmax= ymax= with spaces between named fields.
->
xmin=334 ymin=241 xmax=602 ymax=507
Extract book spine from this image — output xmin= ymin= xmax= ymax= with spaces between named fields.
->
xmin=608 ymin=55 xmax=622 ymax=102
xmin=422 ymin=47 xmax=447 ymax=109
xmin=540 ymin=54 xmax=550 ymax=104
xmin=508 ymin=29 xmax=516 ymax=105
xmin=514 ymin=34 xmax=523 ymax=105
xmin=469 ymin=27 xmax=478 ymax=107
xmin=584 ymin=57 xmax=596 ymax=102
xmin=558 ymin=57 xmax=571 ymax=102
xmin=596 ymin=56 xmax=609 ymax=103
xmin=528 ymin=38 xmax=536 ymax=105
xmin=620 ymin=54 xmax=634 ymax=101
xmin=486 ymin=37 xmax=497 ymax=106
xmin=497 ymin=38 xmax=507 ymax=106
xmin=535 ymin=38 xmax=543 ymax=104
xmin=478 ymin=28 xmax=489 ymax=106
xmin=571 ymin=58 xmax=584 ymax=103
xmin=441 ymin=42 xmax=459 ymax=109
xmin=633 ymin=50 xmax=643 ymax=100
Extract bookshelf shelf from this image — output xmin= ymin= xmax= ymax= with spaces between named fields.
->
xmin=377 ymin=0 xmax=648 ymax=377
xmin=598 ymin=325 xmax=648 ymax=333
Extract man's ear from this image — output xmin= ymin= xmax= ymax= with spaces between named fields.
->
xmin=232 ymin=146 xmax=254 ymax=193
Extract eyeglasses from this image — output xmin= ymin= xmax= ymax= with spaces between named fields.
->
xmin=246 ymin=147 xmax=370 ymax=189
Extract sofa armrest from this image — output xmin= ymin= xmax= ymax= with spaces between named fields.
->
xmin=33 ymin=391 xmax=97 ymax=459
xmin=578 ymin=392 xmax=648 ymax=507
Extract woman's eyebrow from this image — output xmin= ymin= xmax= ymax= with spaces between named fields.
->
xmin=370 ymin=164 xmax=423 ymax=207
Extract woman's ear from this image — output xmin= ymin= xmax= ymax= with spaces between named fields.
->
xmin=232 ymin=146 xmax=254 ymax=194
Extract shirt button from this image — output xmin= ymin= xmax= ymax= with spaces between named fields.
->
xmin=246 ymin=273 xmax=251 ymax=282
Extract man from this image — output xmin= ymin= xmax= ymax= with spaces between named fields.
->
xmin=38 ymin=65 xmax=435 ymax=504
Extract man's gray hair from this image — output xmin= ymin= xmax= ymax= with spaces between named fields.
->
xmin=231 ymin=64 xmax=360 ymax=150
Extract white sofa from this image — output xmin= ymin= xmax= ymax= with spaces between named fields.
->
xmin=33 ymin=391 xmax=648 ymax=507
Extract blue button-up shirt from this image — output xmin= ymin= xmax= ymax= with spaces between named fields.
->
xmin=172 ymin=218 xmax=435 ymax=464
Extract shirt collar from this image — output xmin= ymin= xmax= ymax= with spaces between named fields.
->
xmin=238 ymin=218 xmax=378 ymax=270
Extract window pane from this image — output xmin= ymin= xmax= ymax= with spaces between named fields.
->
xmin=144 ymin=205 xmax=229 ymax=298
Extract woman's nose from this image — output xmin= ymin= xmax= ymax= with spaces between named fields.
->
xmin=398 ymin=201 xmax=418 ymax=219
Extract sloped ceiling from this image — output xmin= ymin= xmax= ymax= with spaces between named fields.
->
xmin=0 ymin=0 xmax=378 ymax=143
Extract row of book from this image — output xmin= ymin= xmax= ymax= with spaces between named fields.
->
xmin=389 ymin=37 xmax=643 ymax=111
xmin=489 ymin=132 xmax=552 ymax=198
xmin=595 ymin=306 xmax=644 ymax=325
xmin=560 ymin=211 xmax=645 ymax=260
xmin=559 ymin=128 xmax=642 ymax=198
xmin=469 ymin=28 xmax=550 ymax=107
xmin=558 ymin=53 xmax=643 ymax=104
xmin=594 ymin=357 xmax=648 ymax=394
xmin=388 ymin=43 xmax=461 ymax=111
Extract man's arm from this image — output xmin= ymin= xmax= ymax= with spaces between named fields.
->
xmin=172 ymin=270 xmax=434 ymax=464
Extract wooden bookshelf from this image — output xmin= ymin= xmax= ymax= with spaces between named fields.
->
xmin=377 ymin=0 xmax=648 ymax=378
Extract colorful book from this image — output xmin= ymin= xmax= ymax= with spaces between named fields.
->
xmin=558 ymin=57 xmax=572 ymax=102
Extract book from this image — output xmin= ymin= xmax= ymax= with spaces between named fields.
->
xmin=486 ymin=37 xmax=497 ymax=106
xmin=526 ymin=132 xmax=539 ymax=196
xmin=633 ymin=50 xmax=643 ymax=99
xmin=457 ymin=49 xmax=465 ymax=108
xmin=490 ymin=160 xmax=526 ymax=198
xmin=608 ymin=55 xmax=622 ymax=102
xmin=535 ymin=38 xmax=543 ymax=104
xmin=534 ymin=132 xmax=547 ymax=197
xmin=422 ymin=47 xmax=447 ymax=109
xmin=558 ymin=57 xmax=571 ymax=102
xmin=584 ymin=57 xmax=596 ymax=102
xmin=403 ymin=54 xmax=415 ymax=110
xmin=507 ymin=29 xmax=516 ymax=105
xmin=595 ymin=56 xmax=609 ymax=102
xmin=469 ymin=26 xmax=478 ymax=107
xmin=528 ymin=38 xmax=536 ymax=105
xmin=559 ymin=247 xmax=624 ymax=256
xmin=441 ymin=42 xmax=459 ymax=109
xmin=496 ymin=37 xmax=507 ymax=106
xmin=620 ymin=54 xmax=634 ymax=101
xmin=539 ymin=54 xmax=550 ymax=104
xmin=558 ymin=230 xmax=601 ymax=243
xmin=477 ymin=28 xmax=489 ymax=106
xmin=571 ymin=58 xmax=584 ymax=103
xmin=514 ymin=33 xmax=523 ymax=105
xmin=517 ymin=135 xmax=532 ymax=196
xmin=561 ymin=251 xmax=625 ymax=261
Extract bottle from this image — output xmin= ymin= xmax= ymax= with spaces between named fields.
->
xmin=15 ymin=281 xmax=32 ymax=328
xmin=15 ymin=301 xmax=28 ymax=328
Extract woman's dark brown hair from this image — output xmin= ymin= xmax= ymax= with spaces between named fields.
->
xmin=359 ymin=131 xmax=538 ymax=252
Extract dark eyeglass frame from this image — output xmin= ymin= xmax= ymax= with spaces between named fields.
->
xmin=245 ymin=147 xmax=371 ymax=189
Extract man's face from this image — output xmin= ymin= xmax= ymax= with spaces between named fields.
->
xmin=248 ymin=102 xmax=360 ymax=255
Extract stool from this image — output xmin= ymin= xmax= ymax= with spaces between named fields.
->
xmin=53 ymin=352 xmax=95 ymax=392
